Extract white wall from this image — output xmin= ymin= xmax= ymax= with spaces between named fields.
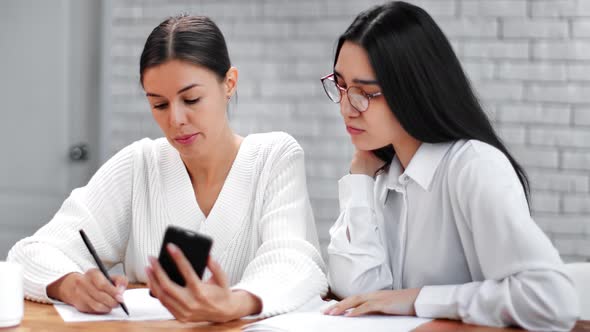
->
xmin=0 ymin=0 xmax=101 ymax=258
xmin=105 ymin=0 xmax=590 ymax=262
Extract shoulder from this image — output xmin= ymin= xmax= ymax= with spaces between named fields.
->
xmin=445 ymin=139 xmax=524 ymax=201
xmin=105 ymin=137 xmax=172 ymax=171
xmin=447 ymin=139 xmax=515 ymax=179
xmin=244 ymin=131 xmax=303 ymax=161
xmin=240 ymin=132 xmax=306 ymax=180
xmin=130 ymin=137 xmax=171 ymax=156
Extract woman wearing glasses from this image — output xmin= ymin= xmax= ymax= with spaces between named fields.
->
xmin=320 ymin=2 xmax=578 ymax=330
xmin=8 ymin=15 xmax=327 ymax=322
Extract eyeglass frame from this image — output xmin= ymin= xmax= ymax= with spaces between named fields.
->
xmin=320 ymin=73 xmax=383 ymax=112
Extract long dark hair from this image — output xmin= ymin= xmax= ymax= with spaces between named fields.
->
xmin=334 ymin=1 xmax=530 ymax=204
xmin=140 ymin=14 xmax=231 ymax=85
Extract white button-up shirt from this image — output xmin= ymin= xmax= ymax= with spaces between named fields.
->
xmin=327 ymin=140 xmax=579 ymax=331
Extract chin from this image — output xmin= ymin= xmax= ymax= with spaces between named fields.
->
xmin=350 ymin=136 xmax=385 ymax=152
xmin=168 ymin=137 xmax=198 ymax=153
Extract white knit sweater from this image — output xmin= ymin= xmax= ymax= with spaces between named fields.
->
xmin=8 ymin=132 xmax=328 ymax=317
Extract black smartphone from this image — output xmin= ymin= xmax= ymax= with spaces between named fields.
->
xmin=157 ymin=225 xmax=213 ymax=286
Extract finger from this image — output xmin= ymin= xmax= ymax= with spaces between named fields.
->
xmin=89 ymin=290 xmax=120 ymax=309
xmin=146 ymin=266 xmax=162 ymax=298
xmin=148 ymin=256 xmax=186 ymax=301
xmin=345 ymin=302 xmax=377 ymax=317
xmin=87 ymin=269 xmax=120 ymax=300
xmin=111 ymin=275 xmax=128 ymax=301
xmin=146 ymin=266 xmax=187 ymax=319
xmin=167 ymin=244 xmax=202 ymax=290
xmin=83 ymin=276 xmax=120 ymax=309
xmin=206 ymin=258 xmax=228 ymax=288
xmin=327 ymin=295 xmax=365 ymax=316
xmin=151 ymin=253 xmax=205 ymax=310
xmin=111 ymin=275 xmax=128 ymax=289
xmin=78 ymin=291 xmax=112 ymax=314
xmin=159 ymin=294 xmax=192 ymax=322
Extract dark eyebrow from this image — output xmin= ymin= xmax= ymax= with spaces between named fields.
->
xmin=145 ymin=83 xmax=200 ymax=97
xmin=333 ymin=70 xmax=379 ymax=85
xmin=353 ymin=78 xmax=379 ymax=85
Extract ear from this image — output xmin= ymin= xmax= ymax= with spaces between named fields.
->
xmin=224 ymin=66 xmax=238 ymax=99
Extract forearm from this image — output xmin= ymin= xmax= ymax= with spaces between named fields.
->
xmin=328 ymin=202 xmax=392 ymax=297
xmin=46 ymin=272 xmax=81 ymax=302
xmin=232 ymin=239 xmax=328 ymax=317
xmin=8 ymin=241 xmax=84 ymax=303
xmin=328 ymin=251 xmax=393 ymax=298
xmin=230 ymin=290 xmax=262 ymax=319
xmin=415 ymin=271 xmax=578 ymax=331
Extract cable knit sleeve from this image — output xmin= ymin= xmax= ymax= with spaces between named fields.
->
xmin=7 ymin=143 xmax=136 ymax=303
xmin=231 ymin=135 xmax=328 ymax=317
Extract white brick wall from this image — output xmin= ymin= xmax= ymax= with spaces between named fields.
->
xmin=107 ymin=0 xmax=590 ymax=262
xmin=502 ymin=20 xmax=569 ymax=39
xmin=463 ymin=41 xmax=529 ymax=59
xmin=461 ymin=0 xmax=527 ymax=17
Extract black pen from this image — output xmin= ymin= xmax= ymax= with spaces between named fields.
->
xmin=79 ymin=229 xmax=129 ymax=316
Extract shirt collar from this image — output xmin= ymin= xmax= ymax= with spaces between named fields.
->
xmin=386 ymin=141 xmax=454 ymax=191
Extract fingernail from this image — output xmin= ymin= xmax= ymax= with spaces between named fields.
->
xmin=116 ymin=294 xmax=124 ymax=303
xmin=117 ymin=285 xmax=126 ymax=293
xmin=167 ymin=243 xmax=178 ymax=254
xmin=148 ymin=256 xmax=156 ymax=265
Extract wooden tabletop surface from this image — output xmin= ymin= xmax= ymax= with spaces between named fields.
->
xmin=5 ymin=290 xmax=589 ymax=331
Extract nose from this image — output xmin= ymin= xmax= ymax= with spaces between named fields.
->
xmin=169 ymin=102 xmax=188 ymax=127
xmin=339 ymin=94 xmax=360 ymax=118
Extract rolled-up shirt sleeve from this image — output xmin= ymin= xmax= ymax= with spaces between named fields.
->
xmin=327 ymin=174 xmax=393 ymax=298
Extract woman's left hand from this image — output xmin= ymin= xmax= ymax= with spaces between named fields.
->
xmin=323 ymin=288 xmax=422 ymax=317
xmin=146 ymin=243 xmax=262 ymax=323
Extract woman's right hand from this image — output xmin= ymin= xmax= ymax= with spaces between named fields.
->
xmin=350 ymin=149 xmax=386 ymax=177
xmin=46 ymin=269 xmax=128 ymax=314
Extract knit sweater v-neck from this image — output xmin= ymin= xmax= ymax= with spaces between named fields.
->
xmin=8 ymin=132 xmax=328 ymax=317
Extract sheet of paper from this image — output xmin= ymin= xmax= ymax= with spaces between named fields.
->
xmin=54 ymin=288 xmax=174 ymax=322
xmin=243 ymin=296 xmax=431 ymax=332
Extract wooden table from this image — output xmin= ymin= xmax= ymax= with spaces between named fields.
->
xmin=5 ymin=298 xmax=590 ymax=331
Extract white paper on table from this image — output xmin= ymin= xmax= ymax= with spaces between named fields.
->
xmin=54 ymin=288 xmax=174 ymax=322
xmin=243 ymin=296 xmax=431 ymax=332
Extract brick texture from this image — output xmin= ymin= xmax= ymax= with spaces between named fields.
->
xmin=107 ymin=0 xmax=590 ymax=262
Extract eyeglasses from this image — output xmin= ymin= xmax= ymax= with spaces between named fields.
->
xmin=320 ymin=73 xmax=382 ymax=112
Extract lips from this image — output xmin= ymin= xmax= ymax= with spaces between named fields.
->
xmin=174 ymin=133 xmax=198 ymax=145
xmin=346 ymin=126 xmax=365 ymax=135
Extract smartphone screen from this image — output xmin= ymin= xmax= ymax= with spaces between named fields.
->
xmin=157 ymin=225 xmax=213 ymax=286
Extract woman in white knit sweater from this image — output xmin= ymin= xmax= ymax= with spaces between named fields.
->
xmin=8 ymin=15 xmax=327 ymax=322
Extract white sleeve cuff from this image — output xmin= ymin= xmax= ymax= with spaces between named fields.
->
xmin=415 ymin=285 xmax=461 ymax=320
xmin=231 ymin=279 xmax=287 ymax=318
xmin=338 ymin=174 xmax=375 ymax=211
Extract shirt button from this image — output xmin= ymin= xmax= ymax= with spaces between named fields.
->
xmin=401 ymin=175 xmax=409 ymax=182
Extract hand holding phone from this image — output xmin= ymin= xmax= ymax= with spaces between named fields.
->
xmin=157 ymin=225 xmax=213 ymax=286
xmin=147 ymin=226 xmax=262 ymax=322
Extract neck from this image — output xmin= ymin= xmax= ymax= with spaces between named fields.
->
xmin=393 ymin=135 xmax=422 ymax=171
xmin=182 ymin=127 xmax=242 ymax=186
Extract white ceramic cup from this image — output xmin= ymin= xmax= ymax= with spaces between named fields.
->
xmin=0 ymin=261 xmax=24 ymax=327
